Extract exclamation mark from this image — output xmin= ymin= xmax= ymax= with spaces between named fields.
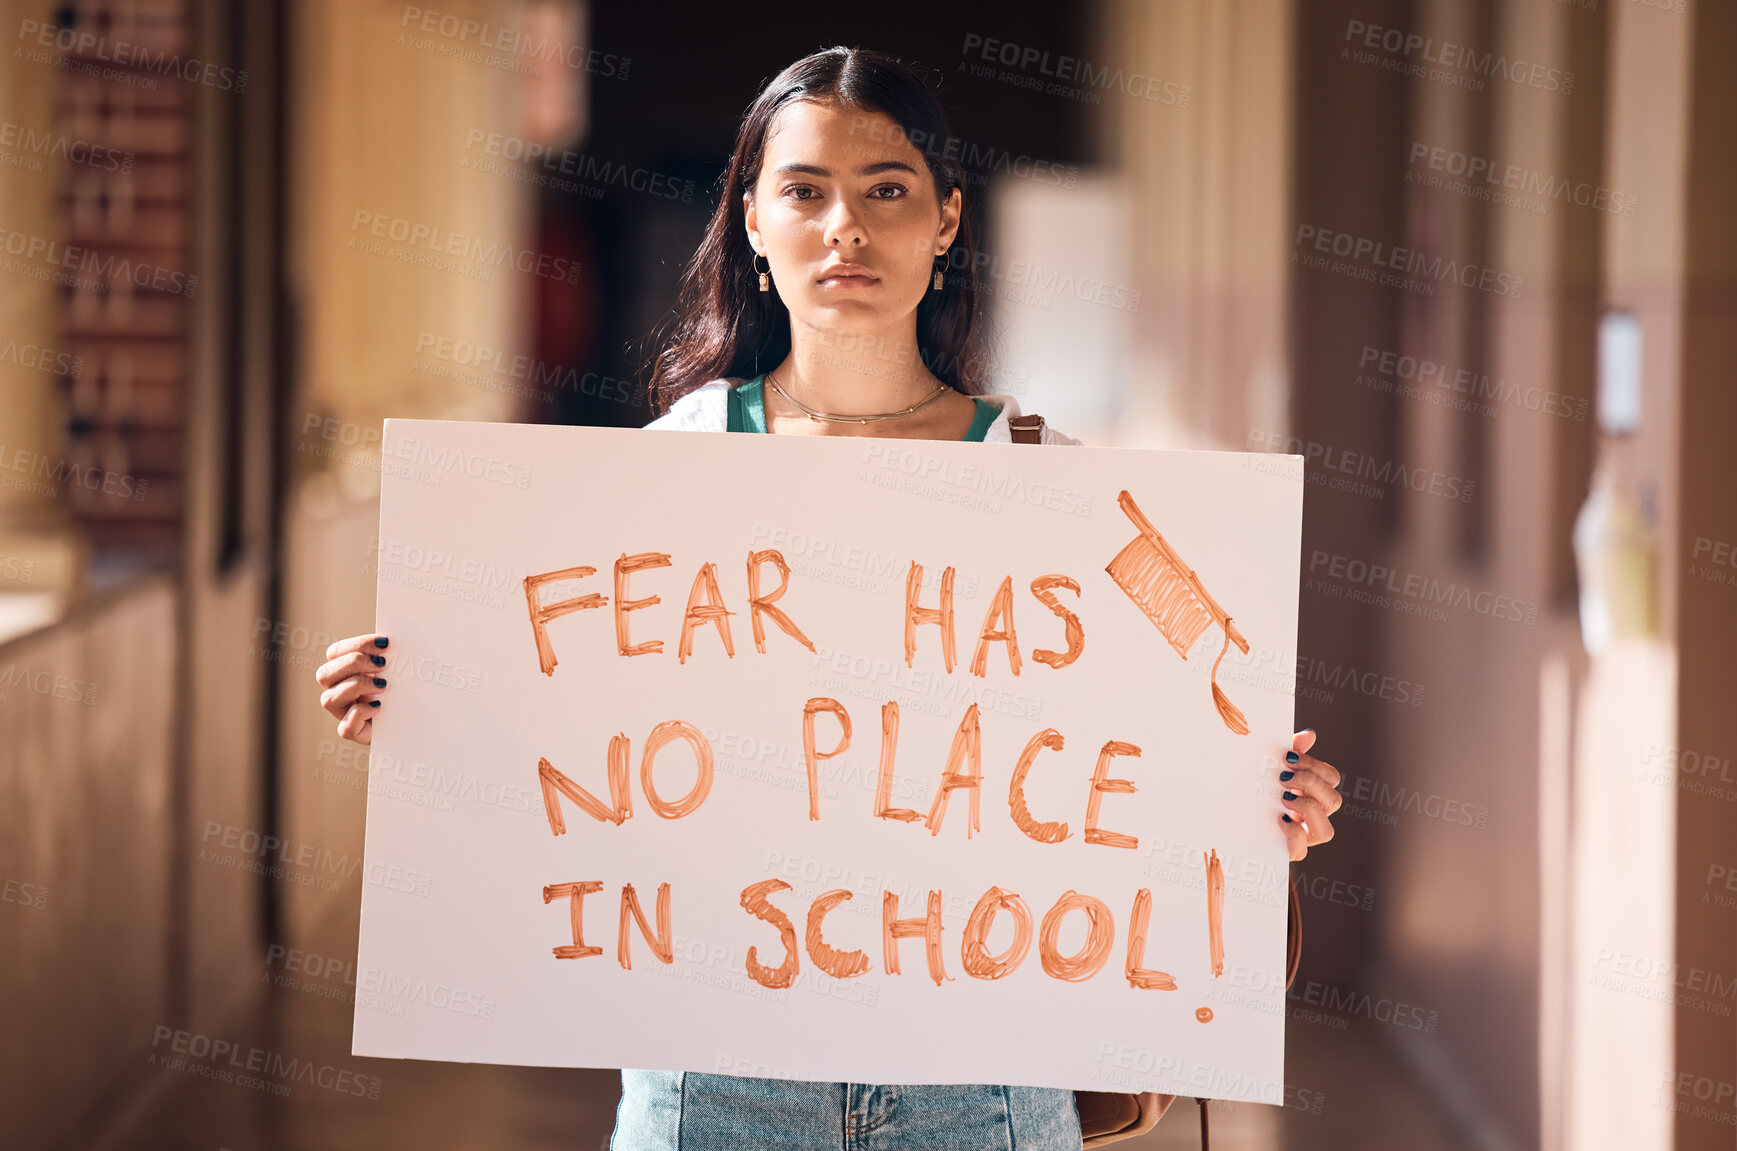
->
xmin=1205 ymin=849 xmax=1225 ymax=978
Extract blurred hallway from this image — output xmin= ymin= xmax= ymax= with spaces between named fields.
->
xmin=3 ymin=0 xmax=1735 ymax=1149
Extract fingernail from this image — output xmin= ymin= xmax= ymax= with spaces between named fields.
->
xmin=374 ymin=637 xmax=389 ymax=648
xmin=371 ymin=655 xmax=386 ymax=666
xmin=1283 ymin=790 xmax=1297 ymax=801
xmin=373 ymin=677 xmax=387 ymax=688
xmin=1282 ymin=813 xmax=1293 ymax=823
xmin=1279 ymin=770 xmax=1295 ymax=781
xmin=1285 ymin=751 xmax=1300 ymax=764
xmin=1303 ymin=727 xmax=1315 ymax=734
xmin=369 ymin=700 xmax=381 ymax=708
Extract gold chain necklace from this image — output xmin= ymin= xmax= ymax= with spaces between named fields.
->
xmin=765 ymin=367 xmax=950 ymax=424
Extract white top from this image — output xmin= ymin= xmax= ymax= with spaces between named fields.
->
xmin=644 ymin=378 xmax=1082 ymax=445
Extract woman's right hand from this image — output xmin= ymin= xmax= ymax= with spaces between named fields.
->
xmin=316 ymin=633 xmax=390 ymax=745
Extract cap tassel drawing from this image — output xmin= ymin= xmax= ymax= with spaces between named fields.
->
xmin=1104 ymin=490 xmax=1251 ymax=735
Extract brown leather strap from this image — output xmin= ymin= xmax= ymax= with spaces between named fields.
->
xmin=1286 ymin=871 xmax=1303 ymax=991
xmin=1008 ymin=413 xmax=1045 ymax=443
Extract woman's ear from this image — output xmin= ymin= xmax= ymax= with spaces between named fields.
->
xmin=936 ymin=185 xmax=962 ymax=253
xmin=743 ymin=191 xmax=763 ymax=255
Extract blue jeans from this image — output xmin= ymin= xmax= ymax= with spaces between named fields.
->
xmin=612 ymin=1070 xmax=1083 ymax=1150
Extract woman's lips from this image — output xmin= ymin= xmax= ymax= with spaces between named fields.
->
xmin=817 ymin=267 xmax=879 ymax=287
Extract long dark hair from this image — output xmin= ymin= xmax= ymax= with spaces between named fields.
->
xmin=643 ymin=46 xmax=989 ymax=415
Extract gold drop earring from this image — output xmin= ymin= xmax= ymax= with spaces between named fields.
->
xmin=932 ymin=250 xmax=948 ymax=290
xmin=753 ymin=252 xmax=771 ymax=292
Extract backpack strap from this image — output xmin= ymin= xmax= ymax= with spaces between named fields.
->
xmin=1286 ymin=871 xmax=1303 ymax=990
xmin=1008 ymin=413 xmax=1045 ymax=443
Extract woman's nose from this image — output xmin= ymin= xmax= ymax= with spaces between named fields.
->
xmin=823 ymin=200 xmax=866 ymax=247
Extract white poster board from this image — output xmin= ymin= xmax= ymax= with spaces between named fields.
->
xmin=354 ymin=418 xmax=1303 ymax=1103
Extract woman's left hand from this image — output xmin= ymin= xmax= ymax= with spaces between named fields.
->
xmin=1279 ymin=729 xmax=1340 ymax=861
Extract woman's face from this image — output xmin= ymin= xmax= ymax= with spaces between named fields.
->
xmin=745 ymin=100 xmax=961 ymax=338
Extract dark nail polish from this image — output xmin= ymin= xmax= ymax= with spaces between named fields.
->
xmin=1282 ymin=813 xmax=1293 ymax=823
xmin=1279 ymin=770 xmax=1294 ymax=781
xmin=1283 ymin=791 xmax=1297 ymax=801
xmin=371 ymin=655 xmax=386 ymax=666
xmin=373 ymin=677 xmax=387 ymax=688
xmin=1285 ymin=751 xmax=1300 ymax=764
xmin=369 ymin=699 xmax=381 ymax=708
xmin=374 ymin=637 xmax=389 ymax=648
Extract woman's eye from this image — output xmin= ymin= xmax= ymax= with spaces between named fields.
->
xmin=784 ymin=185 xmax=818 ymax=201
xmin=870 ymin=184 xmax=909 ymax=199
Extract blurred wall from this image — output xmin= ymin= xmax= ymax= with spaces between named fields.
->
xmin=1563 ymin=4 xmax=1687 ymax=1150
xmin=0 ymin=579 xmax=176 ymax=1149
xmin=278 ymin=0 xmax=533 ymax=953
xmin=0 ymin=0 xmax=285 ymax=1143
xmin=1671 ymin=2 xmax=1737 ymax=1147
xmin=1287 ymin=1 xmax=1720 ymax=1149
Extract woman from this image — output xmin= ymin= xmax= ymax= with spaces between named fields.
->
xmin=316 ymin=46 xmax=1342 ymax=1151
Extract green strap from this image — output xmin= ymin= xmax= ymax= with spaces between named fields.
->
xmin=728 ymin=375 xmax=767 ymax=433
xmin=962 ymin=397 xmax=999 ymax=442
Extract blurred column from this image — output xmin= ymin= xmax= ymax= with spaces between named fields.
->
xmin=1094 ymin=0 xmax=1294 ymax=449
xmin=1565 ymin=2 xmax=1690 ymax=1149
xmin=280 ymin=0 xmax=543 ymax=944
xmin=292 ymin=0 xmax=541 ymax=493
xmin=0 ymin=0 xmax=89 ymax=638
xmin=1670 ymin=0 xmax=1737 ymax=1146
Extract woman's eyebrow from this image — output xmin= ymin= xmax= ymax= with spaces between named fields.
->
xmin=772 ymin=160 xmax=922 ymax=177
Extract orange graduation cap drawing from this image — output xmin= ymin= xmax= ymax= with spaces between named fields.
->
xmin=1104 ymin=489 xmax=1252 ymax=735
